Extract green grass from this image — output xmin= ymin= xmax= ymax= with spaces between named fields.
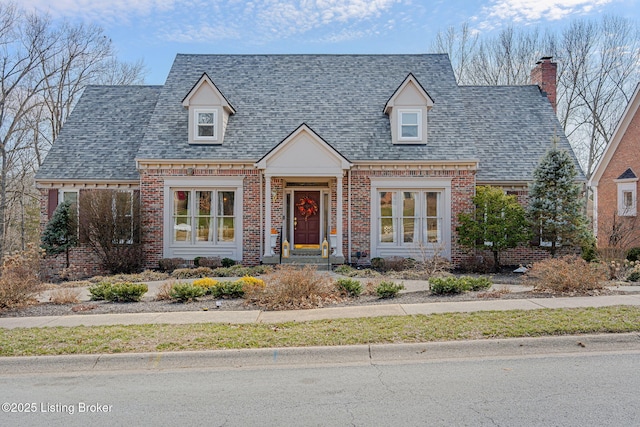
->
xmin=1 ymin=306 xmax=639 ymax=356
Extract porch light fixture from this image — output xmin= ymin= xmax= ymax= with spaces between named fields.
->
xmin=271 ymin=189 xmax=277 ymax=202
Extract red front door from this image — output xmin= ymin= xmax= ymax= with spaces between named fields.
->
xmin=294 ymin=191 xmax=321 ymax=247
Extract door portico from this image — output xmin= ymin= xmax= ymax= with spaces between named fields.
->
xmin=255 ymin=124 xmax=351 ymax=260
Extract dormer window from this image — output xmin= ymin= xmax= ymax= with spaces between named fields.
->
xmin=195 ymin=109 xmax=217 ymax=140
xmin=384 ymin=73 xmax=433 ymax=145
xmin=399 ymin=110 xmax=421 ymax=140
xmin=183 ymin=73 xmax=235 ymax=145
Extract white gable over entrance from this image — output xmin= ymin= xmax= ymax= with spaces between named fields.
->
xmin=256 ymin=124 xmax=351 ymax=176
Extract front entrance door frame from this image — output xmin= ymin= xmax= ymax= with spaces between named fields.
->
xmin=287 ymin=186 xmax=330 ymax=249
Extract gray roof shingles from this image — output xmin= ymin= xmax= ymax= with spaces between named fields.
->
xmin=36 ymin=85 xmax=161 ymax=181
xmin=460 ymin=85 xmax=585 ymax=182
xmin=137 ymin=54 xmax=476 ymax=162
xmin=37 ymin=54 xmax=583 ymax=184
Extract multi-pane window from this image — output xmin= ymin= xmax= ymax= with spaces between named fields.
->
xmin=173 ymin=189 xmax=235 ymax=244
xmin=378 ymin=190 xmax=441 ymax=245
xmin=114 ymin=191 xmax=135 ymax=244
xmin=59 ymin=190 xmax=79 ymax=236
xmin=195 ymin=110 xmax=217 ymax=140
xmin=399 ymin=110 xmax=421 ymax=140
xmin=617 ymin=182 xmax=637 ymax=216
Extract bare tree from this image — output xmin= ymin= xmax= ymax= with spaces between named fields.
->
xmin=0 ymin=5 xmax=60 ymax=259
xmin=0 ymin=3 xmax=147 ymax=261
xmin=431 ymin=16 xmax=640 ymax=181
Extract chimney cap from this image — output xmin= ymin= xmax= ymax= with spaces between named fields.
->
xmin=536 ymin=56 xmax=553 ymax=64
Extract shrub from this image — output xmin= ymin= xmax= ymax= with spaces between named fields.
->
xmin=383 ymin=256 xmax=407 ymax=272
xmin=49 ymin=287 xmax=81 ymax=304
xmin=333 ymin=264 xmax=355 ymax=275
xmin=192 ymin=277 xmax=219 ymax=293
xmin=376 ymin=281 xmax=404 ymax=298
xmin=335 ymin=278 xmax=362 ymax=297
xmin=370 ymin=257 xmax=385 ymax=271
xmin=171 ymin=267 xmax=214 ymax=279
xmin=235 ymin=276 xmax=266 ymax=294
xmin=159 ymin=258 xmax=185 ymax=273
xmin=627 ymin=271 xmax=640 ymax=282
xmin=104 ymin=282 xmax=148 ymax=302
xmin=196 ymin=257 xmax=223 ymax=268
xmin=524 ymin=256 xmax=607 ymax=294
xmin=429 ymin=276 xmax=492 ymax=295
xmin=79 ymin=189 xmax=143 ymax=274
xmin=170 ymin=283 xmax=205 ymax=302
xmin=88 ymin=282 xmax=113 ymax=301
xmin=222 ymin=257 xmax=236 ymax=268
xmin=0 ymin=245 xmax=45 ymax=309
xmin=210 ymin=281 xmax=245 ymax=298
xmin=248 ymin=265 xmax=341 ymax=310
xmin=626 ymin=247 xmax=640 ymax=262
xmin=211 ymin=264 xmax=272 ymax=277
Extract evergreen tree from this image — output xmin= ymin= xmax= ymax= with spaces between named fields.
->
xmin=527 ymin=144 xmax=587 ymax=257
xmin=41 ymin=201 xmax=77 ymax=268
xmin=457 ymin=186 xmax=530 ymax=272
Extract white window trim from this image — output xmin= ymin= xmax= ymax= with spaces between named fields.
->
xmin=193 ymin=108 xmax=218 ymax=143
xmin=398 ymin=109 xmax=422 ymax=142
xmin=617 ymin=180 xmax=637 ymax=216
xmin=163 ymin=177 xmax=243 ymax=261
xmin=370 ymin=178 xmax=451 ymax=260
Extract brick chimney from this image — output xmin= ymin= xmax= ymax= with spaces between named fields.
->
xmin=530 ymin=56 xmax=557 ymax=112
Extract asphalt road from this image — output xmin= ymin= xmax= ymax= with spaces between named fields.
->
xmin=1 ymin=336 xmax=639 ymax=426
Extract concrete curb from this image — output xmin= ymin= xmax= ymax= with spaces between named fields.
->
xmin=1 ymin=333 xmax=638 ymax=375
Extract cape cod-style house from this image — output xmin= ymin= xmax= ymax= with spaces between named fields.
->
xmin=36 ymin=54 xmax=581 ymax=275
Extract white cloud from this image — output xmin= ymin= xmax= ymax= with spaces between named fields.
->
xmin=16 ymin=0 xmax=176 ymax=23
xmin=16 ymin=0 xmax=405 ymax=44
xmin=483 ymin=0 xmax=613 ymax=23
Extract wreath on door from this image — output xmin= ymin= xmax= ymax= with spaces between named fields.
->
xmin=296 ymin=196 xmax=318 ymax=221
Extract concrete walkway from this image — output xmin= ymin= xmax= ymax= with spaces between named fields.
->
xmin=2 ymin=291 xmax=639 ymax=330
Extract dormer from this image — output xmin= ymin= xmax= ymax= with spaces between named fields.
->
xmin=384 ymin=73 xmax=434 ymax=145
xmin=182 ymin=73 xmax=236 ymax=145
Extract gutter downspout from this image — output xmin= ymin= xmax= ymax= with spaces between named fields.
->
xmin=348 ymin=169 xmax=352 ymax=264
xmin=259 ymin=171 xmax=263 ymax=261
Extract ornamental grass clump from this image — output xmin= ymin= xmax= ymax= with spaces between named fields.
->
xmin=248 ymin=265 xmax=342 ymax=310
xmin=524 ymin=256 xmax=607 ymax=295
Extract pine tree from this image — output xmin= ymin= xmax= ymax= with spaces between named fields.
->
xmin=41 ymin=201 xmax=78 ymax=268
xmin=457 ymin=185 xmax=530 ymax=272
xmin=527 ymin=144 xmax=587 ymax=257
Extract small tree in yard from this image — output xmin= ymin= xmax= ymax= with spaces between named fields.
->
xmin=79 ymin=190 xmax=142 ymax=274
xmin=41 ymin=201 xmax=77 ymax=268
xmin=527 ymin=144 xmax=588 ymax=257
xmin=457 ymin=186 xmax=530 ymax=272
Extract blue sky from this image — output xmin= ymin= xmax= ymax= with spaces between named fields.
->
xmin=15 ymin=0 xmax=639 ymax=84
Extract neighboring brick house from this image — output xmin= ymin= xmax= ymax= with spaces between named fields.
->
xmin=589 ymin=83 xmax=640 ymax=249
xmin=35 ymin=54 xmax=580 ymax=276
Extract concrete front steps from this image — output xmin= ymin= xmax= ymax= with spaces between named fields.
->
xmin=262 ymin=249 xmax=344 ymax=271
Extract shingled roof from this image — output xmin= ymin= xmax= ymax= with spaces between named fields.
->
xmin=460 ymin=85 xmax=584 ymax=182
xmin=36 ymin=85 xmax=161 ymax=181
xmin=37 ymin=54 xmax=581 ymax=183
xmin=136 ymin=54 xmax=476 ymax=163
